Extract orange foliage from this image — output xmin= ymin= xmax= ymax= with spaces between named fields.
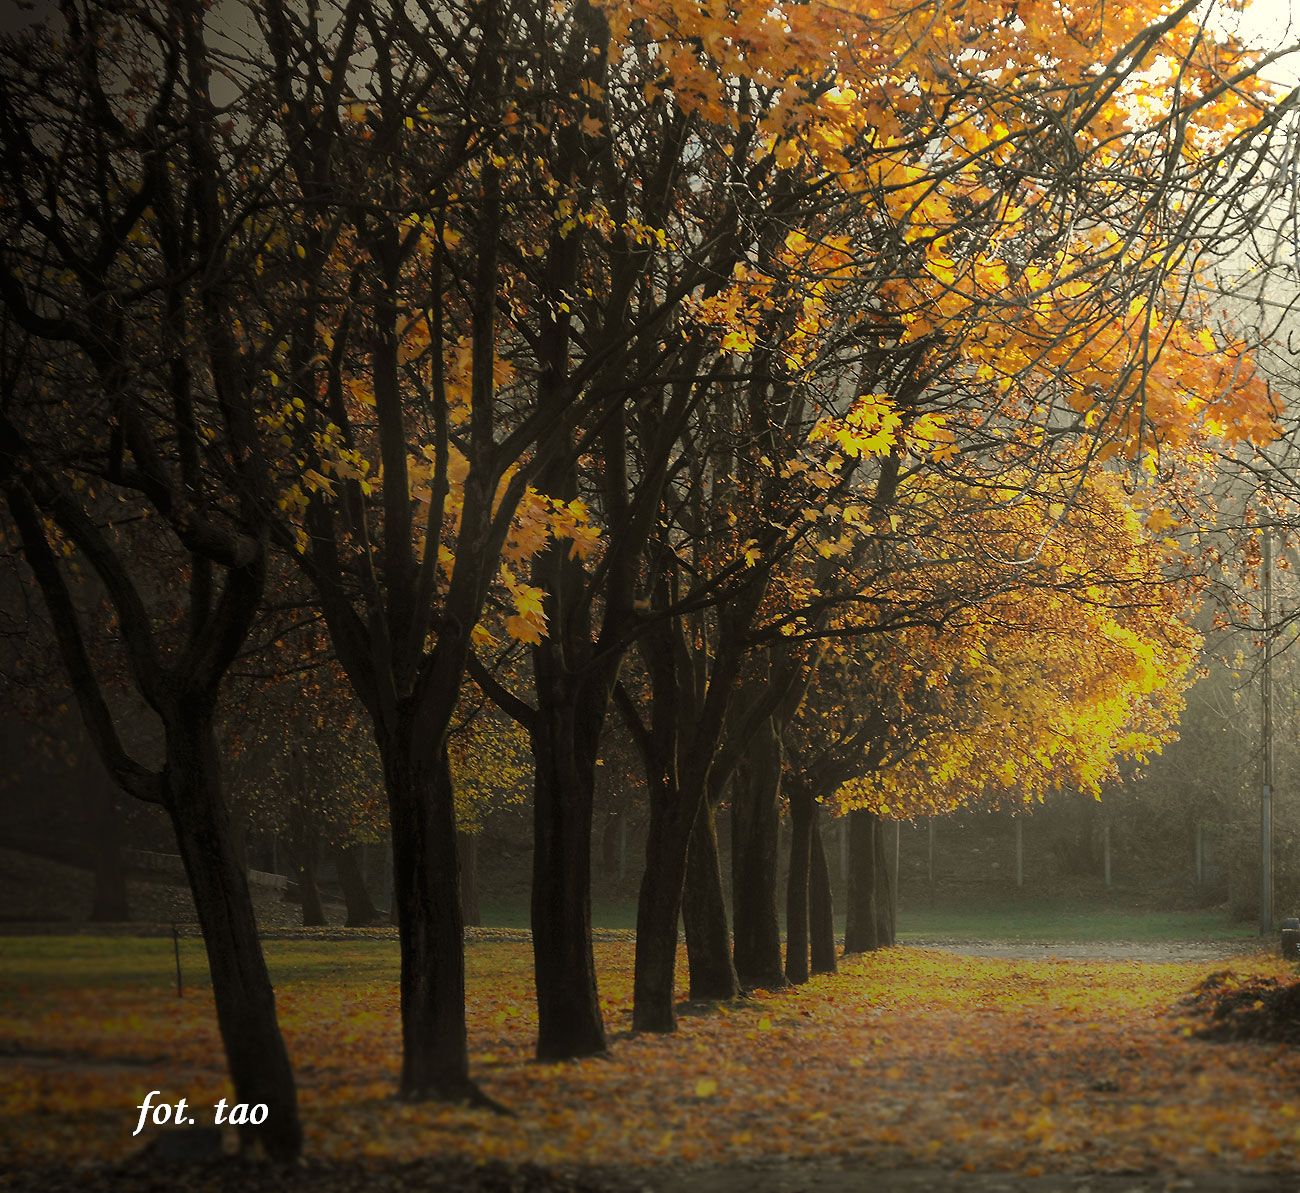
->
xmin=3 ymin=937 xmax=1298 ymax=1176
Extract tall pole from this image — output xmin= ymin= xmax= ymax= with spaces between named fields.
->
xmin=1260 ymin=515 xmax=1274 ymax=935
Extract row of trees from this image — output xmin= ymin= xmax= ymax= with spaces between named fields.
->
xmin=0 ymin=0 xmax=1294 ymax=1161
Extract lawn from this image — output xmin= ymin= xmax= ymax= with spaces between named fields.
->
xmin=895 ymin=894 xmax=1259 ymax=943
xmin=483 ymin=892 xmax=1257 ymax=943
xmin=1 ymin=933 xmax=1297 ymax=1180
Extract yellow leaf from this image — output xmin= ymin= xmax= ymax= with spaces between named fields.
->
xmin=505 ymin=614 xmax=544 ymax=646
xmin=694 ymin=1078 xmax=718 ymax=1098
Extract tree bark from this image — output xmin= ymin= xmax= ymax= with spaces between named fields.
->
xmin=731 ymin=718 xmax=788 ymax=990
xmin=382 ymin=727 xmax=473 ymax=1099
xmin=682 ymin=797 xmax=738 ymax=1001
xmin=785 ymin=791 xmax=813 ymax=985
xmin=844 ymin=808 xmax=880 ymax=954
xmin=632 ymin=793 xmax=694 ymax=1031
xmin=294 ymin=820 xmax=326 ymax=928
xmin=298 ymin=852 xmax=326 ymax=927
xmin=334 ymin=843 xmax=381 ymax=927
xmin=285 ymin=750 xmax=325 ymax=927
xmin=458 ymin=830 xmax=481 ymax=927
xmin=165 ymin=703 xmax=301 ymax=1161
xmin=530 ymin=691 xmax=606 ymax=1059
xmin=809 ymin=813 xmax=837 ymax=975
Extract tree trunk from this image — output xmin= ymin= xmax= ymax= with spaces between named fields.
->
xmin=682 ymin=797 xmax=738 ymax=1002
xmin=530 ymin=693 xmax=606 ymax=1059
xmin=86 ymin=767 xmax=129 ymax=922
xmin=632 ymin=793 xmax=694 ymax=1032
xmin=296 ymin=826 xmax=326 ymax=928
xmin=731 ymin=718 xmax=788 ymax=990
xmin=844 ymin=808 xmax=880 ymax=954
xmin=286 ymin=750 xmax=325 ymax=927
xmin=874 ymin=815 xmax=896 ymax=948
xmin=785 ymin=792 xmax=813 ymax=985
xmin=334 ymin=843 xmax=381 ymax=927
xmin=165 ymin=704 xmax=301 ymax=1161
xmin=458 ymin=830 xmax=481 ymax=927
xmin=383 ymin=727 xmax=473 ymax=1100
xmin=809 ymin=814 xmax=836 ymax=975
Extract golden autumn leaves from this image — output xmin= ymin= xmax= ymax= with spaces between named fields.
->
xmin=6 ymin=938 xmax=1300 ymax=1176
xmin=241 ymin=0 xmax=1286 ymax=690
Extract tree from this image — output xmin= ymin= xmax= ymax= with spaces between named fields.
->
xmin=816 ymin=469 xmax=1202 ymax=953
xmin=0 ymin=2 xmax=301 ymax=1157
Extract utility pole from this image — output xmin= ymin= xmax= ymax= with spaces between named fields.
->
xmin=1260 ymin=514 xmax=1275 ymax=935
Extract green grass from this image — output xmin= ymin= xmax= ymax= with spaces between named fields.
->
xmin=479 ymin=897 xmax=640 ymax=930
xmin=0 ymin=934 xmax=404 ymax=991
xmin=895 ymin=894 xmax=1255 ymax=943
xmin=0 ymin=892 xmax=1256 ymax=997
xmin=488 ymin=889 xmax=1255 ymax=942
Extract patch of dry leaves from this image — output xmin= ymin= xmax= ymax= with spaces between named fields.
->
xmin=2 ymin=940 xmax=1298 ymax=1176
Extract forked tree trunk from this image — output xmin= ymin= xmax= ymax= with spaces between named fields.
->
xmin=458 ymin=831 xmax=481 ymax=927
xmin=4 ymin=473 xmax=299 ymax=1157
xmin=382 ymin=727 xmax=473 ymax=1100
xmin=785 ymin=791 xmax=813 ymax=985
xmin=844 ymin=808 xmax=880 ymax=954
xmin=334 ymin=843 xmax=381 ymax=927
xmin=682 ymin=797 xmax=738 ymax=1002
xmin=809 ymin=814 xmax=837 ymax=975
xmin=165 ymin=704 xmax=301 ymax=1161
xmin=632 ymin=792 xmax=696 ymax=1032
xmin=530 ymin=693 xmax=606 ymax=1059
xmin=731 ymin=718 xmax=788 ymax=990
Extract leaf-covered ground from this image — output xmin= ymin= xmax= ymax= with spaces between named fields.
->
xmin=1 ymin=936 xmax=1298 ymax=1181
